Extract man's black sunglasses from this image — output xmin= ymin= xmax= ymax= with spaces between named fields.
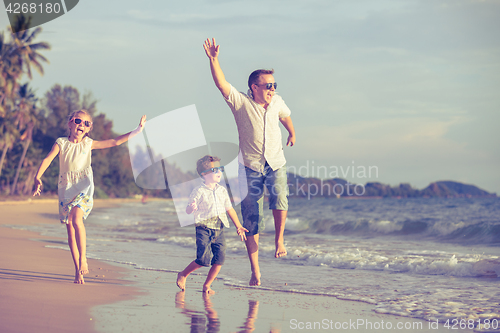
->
xmin=257 ymin=82 xmax=277 ymax=90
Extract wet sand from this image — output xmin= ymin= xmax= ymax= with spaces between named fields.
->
xmin=0 ymin=199 xmax=142 ymax=333
xmin=0 ymin=199 xmax=473 ymax=333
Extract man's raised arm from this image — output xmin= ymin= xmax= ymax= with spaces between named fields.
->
xmin=203 ymin=38 xmax=231 ymax=99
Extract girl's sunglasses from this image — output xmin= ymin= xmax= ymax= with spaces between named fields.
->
xmin=201 ymin=166 xmax=225 ymax=174
xmin=73 ymin=118 xmax=92 ymax=128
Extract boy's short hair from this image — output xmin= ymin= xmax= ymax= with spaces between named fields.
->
xmin=196 ymin=155 xmax=221 ymax=176
xmin=248 ymin=69 xmax=274 ymax=90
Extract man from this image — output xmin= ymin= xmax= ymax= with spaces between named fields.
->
xmin=203 ymin=38 xmax=296 ymax=286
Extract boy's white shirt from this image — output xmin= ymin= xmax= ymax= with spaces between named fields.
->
xmin=188 ymin=182 xmax=232 ymax=229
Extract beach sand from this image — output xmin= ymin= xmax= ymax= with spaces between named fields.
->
xmin=0 ymin=199 xmax=473 ymax=333
xmin=0 ymin=199 xmax=142 ymax=333
xmin=94 ymin=269 xmax=466 ymax=333
xmin=94 ymin=266 xmax=478 ymax=333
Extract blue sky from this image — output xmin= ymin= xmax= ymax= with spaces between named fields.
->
xmin=1 ymin=0 xmax=499 ymax=193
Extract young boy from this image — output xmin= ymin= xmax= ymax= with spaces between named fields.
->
xmin=176 ymin=155 xmax=248 ymax=294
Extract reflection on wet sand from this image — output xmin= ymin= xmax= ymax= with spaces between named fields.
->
xmin=175 ymin=291 xmax=220 ymax=333
xmin=175 ymin=292 xmax=280 ymax=333
xmin=237 ymin=300 xmax=258 ymax=333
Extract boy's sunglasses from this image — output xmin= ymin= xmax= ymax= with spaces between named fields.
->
xmin=201 ymin=166 xmax=225 ymax=174
xmin=257 ymin=82 xmax=277 ymax=90
xmin=73 ymin=118 xmax=92 ymax=128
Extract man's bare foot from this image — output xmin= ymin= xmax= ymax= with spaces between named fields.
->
xmin=275 ymin=242 xmax=287 ymax=258
xmin=202 ymin=292 xmax=213 ymax=301
xmin=203 ymin=286 xmax=216 ymax=294
xmin=74 ymin=271 xmax=85 ymax=284
xmin=79 ymin=258 xmax=89 ymax=275
xmin=249 ymin=272 xmax=261 ymax=286
xmin=176 ymin=272 xmax=186 ymax=291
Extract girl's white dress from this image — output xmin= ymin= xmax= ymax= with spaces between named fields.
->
xmin=56 ymin=136 xmax=94 ymax=224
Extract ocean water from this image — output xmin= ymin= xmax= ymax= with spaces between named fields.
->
xmin=14 ymin=197 xmax=500 ymax=331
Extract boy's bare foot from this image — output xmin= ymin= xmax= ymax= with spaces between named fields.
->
xmin=176 ymin=272 xmax=187 ymax=291
xmin=203 ymin=286 xmax=216 ymax=294
xmin=249 ymin=271 xmax=261 ymax=286
xmin=74 ymin=271 xmax=85 ymax=284
xmin=79 ymin=258 xmax=89 ymax=275
xmin=175 ymin=291 xmax=185 ymax=308
xmin=275 ymin=242 xmax=287 ymax=258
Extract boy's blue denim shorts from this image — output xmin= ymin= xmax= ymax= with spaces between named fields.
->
xmin=195 ymin=225 xmax=226 ymax=267
xmin=238 ymin=162 xmax=289 ymax=236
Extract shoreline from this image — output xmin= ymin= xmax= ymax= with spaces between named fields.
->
xmin=0 ymin=199 xmax=476 ymax=332
xmin=0 ymin=199 xmax=143 ymax=333
xmin=93 ymin=269 xmax=474 ymax=333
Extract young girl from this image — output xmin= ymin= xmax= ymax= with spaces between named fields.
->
xmin=33 ymin=110 xmax=146 ymax=284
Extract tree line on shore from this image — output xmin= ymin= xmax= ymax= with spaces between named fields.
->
xmin=0 ymin=19 xmax=163 ymax=198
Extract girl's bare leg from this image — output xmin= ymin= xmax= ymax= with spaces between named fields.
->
xmin=68 ymin=206 xmax=88 ymax=277
xmin=66 ymin=222 xmax=84 ymax=284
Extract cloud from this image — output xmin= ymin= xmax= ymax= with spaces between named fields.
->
xmin=289 ymin=115 xmax=498 ymax=192
xmin=127 ymin=10 xmax=155 ymax=21
xmin=300 ymin=115 xmax=475 ymax=160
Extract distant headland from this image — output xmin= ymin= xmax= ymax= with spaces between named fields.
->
xmin=286 ymin=174 xmax=497 ymax=199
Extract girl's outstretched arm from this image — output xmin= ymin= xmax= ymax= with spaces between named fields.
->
xmin=33 ymin=143 xmax=60 ymax=196
xmin=92 ymin=115 xmax=146 ymax=150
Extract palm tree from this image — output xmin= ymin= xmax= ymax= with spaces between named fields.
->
xmin=8 ymin=16 xmax=50 ymax=80
xmin=0 ymin=18 xmax=50 ymax=194
xmin=11 ymin=83 xmax=38 ymax=194
xmin=0 ymin=32 xmax=22 ymax=116
xmin=0 ymin=115 xmax=19 ymax=176
xmin=0 ymin=32 xmax=19 ymax=179
xmin=1 ymin=17 xmax=49 ymax=123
